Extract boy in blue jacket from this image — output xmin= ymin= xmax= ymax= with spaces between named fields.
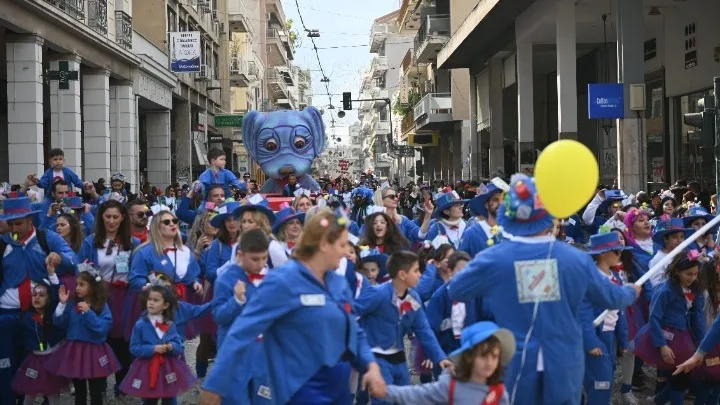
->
xmin=355 ymin=251 xmax=452 ymax=405
xmin=207 ymin=228 xmax=270 ymax=404
xmin=198 ymin=148 xmax=246 ymax=200
xmin=28 ymin=148 xmax=87 ymax=199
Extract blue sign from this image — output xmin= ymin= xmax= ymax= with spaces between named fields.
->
xmin=588 ymin=83 xmax=625 ymax=119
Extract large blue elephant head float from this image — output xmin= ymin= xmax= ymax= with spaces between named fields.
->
xmin=242 ymin=107 xmax=326 ymax=194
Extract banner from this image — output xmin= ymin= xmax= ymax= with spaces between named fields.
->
xmin=169 ymin=32 xmax=201 ymax=73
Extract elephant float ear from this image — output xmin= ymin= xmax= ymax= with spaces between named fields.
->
xmin=302 ymin=106 xmax=326 ymax=157
xmin=242 ymin=110 xmax=263 ymax=161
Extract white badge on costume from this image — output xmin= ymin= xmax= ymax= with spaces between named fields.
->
xmin=300 ymin=294 xmax=326 ymax=306
xmin=0 ymin=358 xmax=9 ymax=368
xmin=25 ymin=368 xmax=38 ymax=379
xmin=594 ymin=381 xmax=610 ymax=390
xmin=132 ymin=379 xmax=142 ymax=389
xmin=166 ymin=372 xmax=177 ymax=383
xmin=115 ymin=252 xmax=130 ymax=274
xmin=258 ymin=385 xmax=272 ymax=399
xmin=98 ymin=355 xmax=108 ymax=367
xmin=514 ymin=259 xmax=561 ymax=304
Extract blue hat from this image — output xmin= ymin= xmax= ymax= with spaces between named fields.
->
xmin=233 ymin=195 xmax=276 ymax=225
xmin=497 ymin=174 xmax=554 ymax=237
xmin=210 ymin=200 xmax=242 ymax=229
xmin=272 ymin=207 xmax=306 ymax=235
xmin=596 ymin=195 xmax=625 ymax=218
xmin=0 ymin=197 xmax=42 ymax=221
xmin=65 ymin=196 xmax=84 ymax=210
xmin=652 ymin=218 xmax=694 ymax=246
xmin=468 ymin=183 xmax=503 ymax=217
xmin=448 ymin=321 xmax=516 ymax=366
xmin=358 ymin=246 xmax=389 ymax=278
xmin=587 ymin=232 xmax=633 ymax=255
xmin=683 ymin=206 xmax=715 ymax=229
xmin=432 ymin=190 xmax=468 ymax=219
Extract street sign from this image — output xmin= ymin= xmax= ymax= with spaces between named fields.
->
xmin=208 ymin=134 xmax=223 ymax=143
xmin=47 ymin=61 xmax=79 ymax=90
xmin=214 ymin=114 xmax=243 ymax=127
xmin=588 ymin=83 xmax=624 ymax=119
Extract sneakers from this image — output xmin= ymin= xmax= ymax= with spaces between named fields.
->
xmin=620 ymin=392 xmax=639 ymax=405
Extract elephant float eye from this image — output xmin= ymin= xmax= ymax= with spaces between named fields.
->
xmin=264 ymin=140 xmax=278 ymax=151
xmin=293 ymin=136 xmax=306 ymax=149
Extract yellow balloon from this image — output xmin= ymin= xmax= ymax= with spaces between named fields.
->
xmin=534 ymin=139 xmax=599 ymax=218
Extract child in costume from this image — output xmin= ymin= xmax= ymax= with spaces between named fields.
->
xmin=371 ymin=321 xmax=515 ymax=405
xmin=120 ymin=279 xmax=196 ymax=404
xmin=45 ymin=264 xmax=121 ymax=405
xmin=198 ymin=148 xmax=246 ymax=199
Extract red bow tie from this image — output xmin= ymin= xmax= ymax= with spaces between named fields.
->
xmin=248 ymin=273 xmax=264 ymax=283
xmin=75 ymin=304 xmax=83 ymax=313
xmin=53 ymin=176 xmax=63 ymax=182
xmin=32 ymin=312 xmax=43 ymax=325
xmin=371 ymin=244 xmax=385 ymax=253
xmin=400 ymin=301 xmax=413 ymax=315
xmin=611 ymin=276 xmax=622 ymax=286
xmin=343 ymin=302 xmax=352 ymax=314
xmin=287 ymin=241 xmax=295 ymax=249
xmin=155 ymin=321 xmax=170 ymax=332
xmin=163 ymin=247 xmax=177 ymax=254
xmin=175 ymin=283 xmax=187 ymax=301
xmin=449 ymin=225 xmax=459 ymax=230
xmin=685 ymin=291 xmax=696 ymax=302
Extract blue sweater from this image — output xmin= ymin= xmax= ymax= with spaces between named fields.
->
xmin=37 ymin=167 xmax=84 ymax=197
xmin=647 ymin=280 xmax=706 ymax=348
xmin=129 ymin=313 xmax=184 ymax=358
xmin=54 ymin=300 xmax=112 ymax=344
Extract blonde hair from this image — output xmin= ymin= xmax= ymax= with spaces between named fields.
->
xmin=187 ymin=210 xmax=214 ymax=254
xmin=293 ymin=208 xmax=347 ymax=260
xmin=239 ymin=209 xmax=272 ymax=237
xmin=292 ymin=195 xmax=312 ymax=211
xmin=277 ymin=218 xmax=303 ymax=242
xmin=144 ymin=210 xmax=184 ymax=256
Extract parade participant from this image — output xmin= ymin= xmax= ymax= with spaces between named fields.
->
xmin=79 ymin=200 xmax=140 ymax=396
xmin=9 ymin=277 xmax=68 ymax=405
xmin=325 ymin=194 xmax=360 ymax=236
xmin=0 ymin=196 xmax=75 ymax=404
xmin=46 ymin=265 xmax=121 ymax=405
xmin=357 ymin=246 xmax=387 ymax=285
xmin=368 ymin=187 xmax=432 ymax=242
xmin=209 ymin=229 xmax=271 ymax=404
xmin=354 ymin=251 xmax=451 ymax=405
xmin=683 ymin=205 xmax=717 ymax=256
xmin=99 ymin=173 xmax=129 ymax=204
xmin=624 ymin=208 xmax=655 ymax=309
xmin=358 ymin=208 xmax=410 ymax=258
xmin=634 ymin=251 xmax=707 ymax=404
xmin=199 ymin=148 xmax=247 ymax=199
xmin=349 ymin=187 xmax=375 ymax=227
xmin=128 ymin=199 xmax=150 ymax=243
xmin=232 ymin=195 xmax=276 ymax=266
xmin=447 ymin=174 xmax=639 ymax=404
xmin=176 ymin=182 xmax=225 ymax=226
xmin=291 ymin=189 xmax=314 ymax=213
xmin=120 ymin=281 xmax=195 ymax=403
xmin=27 ymin=148 xmax=87 ymax=198
xmin=269 ymin=206 xmax=305 ymax=269
xmin=415 ymin=243 xmax=455 ymax=303
xmin=371 ymin=321 xmax=515 ymax=405
xmin=425 ymin=189 xmax=468 ymax=249
xmin=459 ymin=183 xmax=505 ymax=256
xmin=580 ymin=232 xmax=632 ymax=405
xmin=647 ymin=218 xmax=692 ymax=289
xmin=282 ymin=173 xmax=300 ymax=197
xmin=42 ymin=188 xmax=94 ymax=235
xmin=199 ymin=208 xmax=385 ymax=405
xmin=205 ymin=200 xmax=242 ymax=285
xmin=53 ymin=212 xmax=83 ymax=292
xmin=582 ymin=189 xmax=627 ymax=235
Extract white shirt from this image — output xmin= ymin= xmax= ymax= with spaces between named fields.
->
xmin=167 ymin=246 xmax=191 ymax=279
xmin=648 ymin=251 xmax=669 ymax=288
xmin=148 ymin=314 xmax=167 ymax=339
xmin=600 ymin=270 xmax=621 ymax=332
xmin=268 ymin=239 xmax=290 ymax=269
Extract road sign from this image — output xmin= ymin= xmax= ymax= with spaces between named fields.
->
xmin=214 ymin=114 xmax=243 ymax=127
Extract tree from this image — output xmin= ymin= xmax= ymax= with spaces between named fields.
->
xmin=285 ymin=19 xmax=298 ymax=51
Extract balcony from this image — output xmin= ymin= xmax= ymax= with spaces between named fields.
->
xmin=414 ymin=15 xmax=450 ymax=64
xmin=414 ymin=93 xmax=453 ymax=130
xmin=401 ymin=112 xmax=415 ymax=139
xmin=87 ymin=0 xmax=108 ymax=36
xmin=369 ymin=22 xmax=396 ymax=53
xmin=375 ymin=119 xmax=391 ymax=135
xmin=371 ymin=56 xmax=388 ymax=79
xmin=247 ymin=60 xmax=260 ymax=80
xmin=276 ymin=65 xmax=295 ymax=86
xmin=267 ymin=69 xmax=290 ymax=99
xmin=372 ymin=89 xmax=389 ymax=109
xmin=275 ymin=96 xmax=296 ymax=110
xmin=266 ymin=0 xmax=286 ymax=27
xmin=228 ymin=0 xmax=252 ymax=33
xmin=266 ymin=28 xmax=290 ymax=67
xmin=230 ymin=54 xmax=250 ymax=87
xmin=115 ymin=11 xmax=132 ymax=50
xmin=46 ymin=0 xmax=85 ymax=20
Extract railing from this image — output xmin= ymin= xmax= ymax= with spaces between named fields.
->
xmin=247 ymin=61 xmax=259 ymax=77
xmin=115 ymin=11 xmax=132 ymax=50
xmin=414 ymin=14 xmax=450 ymax=51
xmin=267 ymin=70 xmax=289 ymax=96
xmin=228 ymin=0 xmax=247 ymax=15
xmin=267 ymin=27 xmax=279 ymax=39
xmin=371 ymin=56 xmax=388 ymax=72
xmin=414 ymin=92 xmax=452 ymax=120
xmin=46 ymin=0 xmax=85 ymax=20
xmin=370 ymin=23 xmax=394 ymax=40
xmin=87 ymin=0 xmax=108 ymax=36
xmin=401 ymin=112 xmax=415 ymax=134
xmin=230 ymin=54 xmax=248 ymax=75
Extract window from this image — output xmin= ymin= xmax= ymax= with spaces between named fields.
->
xmin=167 ymin=6 xmax=177 ymax=32
xmin=179 ymin=19 xmax=186 ymax=32
xmin=676 ymin=89 xmax=714 ymax=188
xmin=213 ymin=52 xmax=220 ymax=81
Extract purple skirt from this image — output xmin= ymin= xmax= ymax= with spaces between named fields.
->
xmin=12 ymin=351 xmax=71 ymax=396
xmin=700 ymin=344 xmax=720 ymax=382
xmin=59 ymin=273 xmax=77 ymax=294
xmin=634 ymin=325 xmax=696 ymax=370
xmin=107 ymin=283 xmax=129 ymax=339
xmin=119 ymin=356 xmax=196 ymax=398
xmin=190 ymin=281 xmax=216 ymax=336
xmin=45 ymin=340 xmax=121 ymax=379
xmin=412 ymin=338 xmax=432 ymax=375
xmin=626 ymin=304 xmax=646 ymax=341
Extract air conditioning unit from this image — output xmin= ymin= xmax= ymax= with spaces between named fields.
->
xmin=219 ymin=22 xmax=227 ymax=34
xmin=212 ymin=10 xmax=219 ymax=21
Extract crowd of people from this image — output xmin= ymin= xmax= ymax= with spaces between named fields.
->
xmin=3 ymin=145 xmax=720 ymax=405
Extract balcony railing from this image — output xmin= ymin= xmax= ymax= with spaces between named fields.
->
xmin=115 ymin=11 xmax=132 ymax=50
xmin=46 ymin=0 xmax=85 ymax=20
xmin=371 ymin=56 xmax=388 ymax=75
xmin=230 ymin=54 xmax=248 ymax=75
xmin=414 ymin=92 xmax=452 ymax=120
xmin=401 ymin=112 xmax=415 ymax=134
xmin=88 ymin=0 xmax=108 ymax=36
xmin=267 ymin=27 xmax=280 ymax=39
xmin=414 ymin=14 xmax=450 ymax=52
xmin=247 ymin=60 xmax=259 ymax=78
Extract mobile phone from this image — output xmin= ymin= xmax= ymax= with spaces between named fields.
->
xmin=605 ymin=189 xmax=623 ymax=199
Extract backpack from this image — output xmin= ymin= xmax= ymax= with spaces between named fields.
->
xmin=0 ymin=229 xmax=50 ymax=286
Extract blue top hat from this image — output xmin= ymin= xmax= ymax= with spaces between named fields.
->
xmin=468 ymin=183 xmax=503 ymax=217
xmin=497 ymin=174 xmax=554 ymax=237
xmin=358 ymin=246 xmax=389 ymax=277
xmin=233 ymin=194 xmax=277 ymax=225
xmin=683 ymin=206 xmax=715 ymax=228
xmin=596 ymin=194 xmax=626 ymax=217
xmin=448 ymin=321 xmax=516 ymax=366
xmin=65 ymin=196 xmax=84 ymax=210
xmin=210 ymin=200 xmax=242 ymax=229
xmin=432 ymin=190 xmax=468 ymax=219
xmin=272 ymin=207 xmax=306 ymax=235
xmin=652 ymin=218 xmax=694 ymax=246
xmin=587 ymin=232 xmax=633 ymax=255
xmin=0 ymin=197 xmax=42 ymax=221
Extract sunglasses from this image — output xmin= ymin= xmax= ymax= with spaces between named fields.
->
xmin=105 ymin=239 xmax=116 ymax=256
xmin=384 ymin=194 xmax=398 ymax=200
xmin=135 ymin=212 xmax=147 ymax=218
xmin=161 ymin=218 xmax=179 ymax=226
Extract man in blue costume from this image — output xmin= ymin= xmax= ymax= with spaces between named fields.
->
xmin=448 ymin=174 xmax=640 ymax=405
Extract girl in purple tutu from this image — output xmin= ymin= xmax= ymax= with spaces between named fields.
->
xmin=10 ymin=277 xmax=70 ymax=405
xmin=45 ymin=264 xmax=121 ymax=405
xmin=120 ymin=277 xmax=196 ymax=404
xmin=633 ymin=250 xmax=708 ymax=404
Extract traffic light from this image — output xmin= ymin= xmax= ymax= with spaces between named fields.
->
xmin=342 ymin=92 xmax=352 ymax=111
xmin=684 ymin=95 xmax=716 ymax=148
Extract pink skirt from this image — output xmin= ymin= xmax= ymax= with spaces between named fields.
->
xmin=107 ymin=283 xmax=129 ymax=339
xmin=119 ymin=356 xmax=196 ymax=398
xmin=634 ymin=325 xmax=696 ymax=370
xmin=12 ymin=349 xmax=71 ymax=396
xmin=412 ymin=338 xmax=433 ymax=374
xmin=626 ymin=304 xmax=646 ymax=341
xmin=699 ymin=344 xmax=720 ymax=382
xmin=190 ymin=281 xmax=216 ymax=336
xmin=45 ymin=340 xmax=121 ymax=379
